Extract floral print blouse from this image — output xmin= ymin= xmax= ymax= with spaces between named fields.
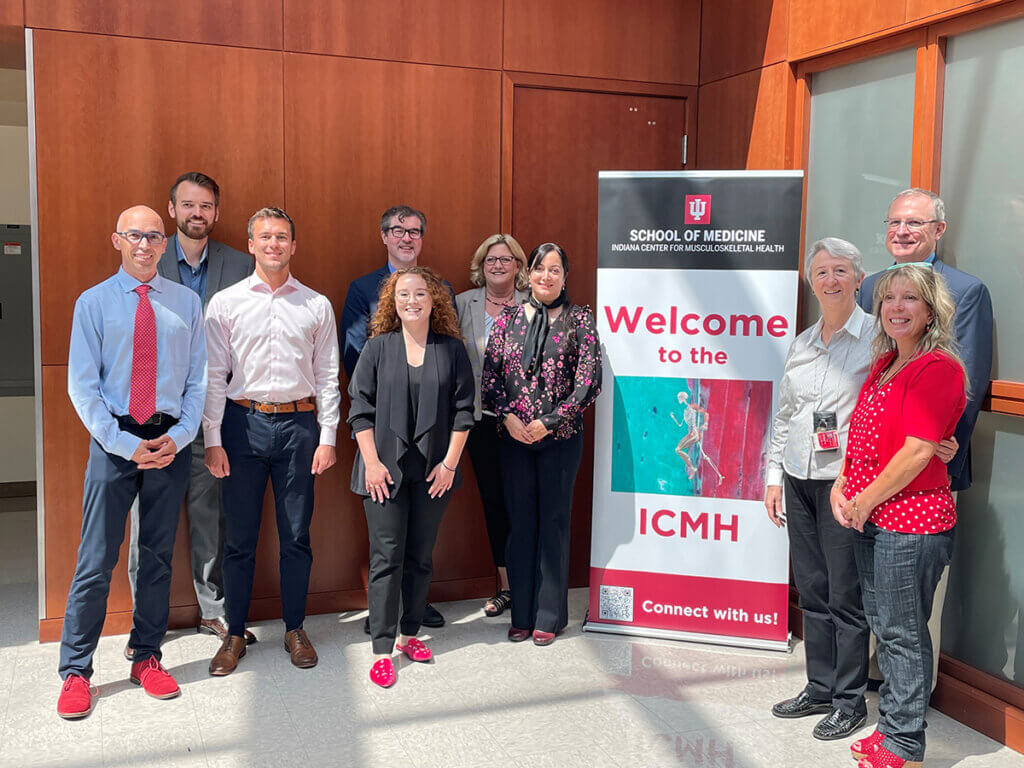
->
xmin=481 ymin=303 xmax=602 ymax=442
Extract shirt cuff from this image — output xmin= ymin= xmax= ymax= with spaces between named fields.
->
xmin=166 ymin=425 xmax=190 ymax=454
xmin=204 ymin=427 xmax=222 ymax=448
xmin=319 ymin=426 xmax=337 ymax=446
xmin=113 ymin=431 xmax=143 ymax=461
xmin=539 ymin=412 xmax=561 ymax=430
xmin=765 ymin=466 xmax=784 ymax=486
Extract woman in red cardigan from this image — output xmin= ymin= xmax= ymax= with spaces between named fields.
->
xmin=831 ymin=263 xmax=967 ymax=768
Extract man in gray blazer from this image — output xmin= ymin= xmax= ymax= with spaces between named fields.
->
xmin=126 ymin=172 xmax=255 ymax=656
xmin=858 ymin=187 xmax=993 ymax=690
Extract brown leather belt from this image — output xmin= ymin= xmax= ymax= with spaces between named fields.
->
xmin=232 ymin=397 xmax=316 ymax=414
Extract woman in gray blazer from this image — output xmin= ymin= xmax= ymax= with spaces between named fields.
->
xmin=349 ymin=267 xmax=475 ymax=688
xmin=455 ymin=234 xmax=530 ymax=618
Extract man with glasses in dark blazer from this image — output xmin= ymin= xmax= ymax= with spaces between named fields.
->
xmin=125 ymin=173 xmax=255 ymax=659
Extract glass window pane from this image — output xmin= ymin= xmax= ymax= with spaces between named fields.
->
xmin=940 ymin=15 xmax=1024 ymax=381
xmin=942 ymin=411 xmax=1024 ymax=690
xmin=804 ymin=48 xmax=916 ymax=325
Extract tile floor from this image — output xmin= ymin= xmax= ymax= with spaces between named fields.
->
xmin=1 ymin=502 xmax=1022 ymax=767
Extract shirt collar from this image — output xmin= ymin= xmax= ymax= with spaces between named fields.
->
xmin=810 ymin=304 xmax=868 ymax=347
xmin=115 ymin=267 xmax=165 ymax=293
xmin=247 ymin=271 xmax=299 ymax=294
xmin=386 ymin=261 xmax=397 ymax=274
xmin=890 ymin=252 xmax=936 ymax=266
xmin=175 ymin=236 xmax=209 ymax=267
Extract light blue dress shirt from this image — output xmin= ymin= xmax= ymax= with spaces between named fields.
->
xmin=176 ymin=237 xmax=208 ymax=299
xmin=68 ymin=268 xmax=208 ymax=460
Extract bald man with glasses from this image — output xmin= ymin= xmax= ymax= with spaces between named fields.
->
xmin=58 ymin=206 xmax=207 ymax=719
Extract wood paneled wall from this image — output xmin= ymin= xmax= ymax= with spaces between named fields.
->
xmin=28 ymin=0 xmax=702 ymax=637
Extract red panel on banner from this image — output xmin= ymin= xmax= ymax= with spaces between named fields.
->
xmin=589 ymin=567 xmax=788 ymax=641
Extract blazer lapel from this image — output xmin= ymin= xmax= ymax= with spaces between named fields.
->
xmin=204 ymin=240 xmax=225 ymax=306
xmin=470 ymin=288 xmax=488 ymax=360
xmin=415 ymin=333 xmax=441 ymax=442
xmin=385 ymin=334 xmax=411 ymax=447
xmin=158 ymin=234 xmax=183 ymax=284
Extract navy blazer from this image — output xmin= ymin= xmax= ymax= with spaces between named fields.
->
xmin=858 ymin=257 xmax=993 ymax=491
xmin=156 ymin=233 xmax=253 ymax=310
xmin=347 ymin=331 xmax=475 ymax=496
xmin=339 ymin=265 xmax=458 ymax=380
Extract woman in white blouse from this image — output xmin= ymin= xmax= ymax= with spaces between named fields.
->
xmin=765 ymin=238 xmax=955 ymax=741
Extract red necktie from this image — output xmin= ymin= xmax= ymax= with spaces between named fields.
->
xmin=128 ymin=284 xmax=157 ymax=425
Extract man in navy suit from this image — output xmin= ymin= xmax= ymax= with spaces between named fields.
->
xmin=126 ymin=172 xmax=255 ymax=656
xmin=339 ymin=204 xmax=446 ymax=629
xmin=858 ymin=187 xmax=993 ymax=689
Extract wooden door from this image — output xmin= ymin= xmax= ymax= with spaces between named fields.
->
xmin=510 ymin=85 xmax=689 ymax=586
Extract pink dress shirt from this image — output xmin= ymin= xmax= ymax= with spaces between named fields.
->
xmin=203 ymin=273 xmax=341 ymax=447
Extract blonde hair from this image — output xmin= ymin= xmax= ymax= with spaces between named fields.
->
xmin=871 ymin=264 xmax=967 ymax=395
xmin=469 ymin=234 xmax=529 ymax=289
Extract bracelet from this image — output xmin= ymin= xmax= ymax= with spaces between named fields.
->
xmin=442 ymin=461 xmax=456 ymax=472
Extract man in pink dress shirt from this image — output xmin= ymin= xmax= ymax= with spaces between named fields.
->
xmin=201 ymin=207 xmax=341 ymax=675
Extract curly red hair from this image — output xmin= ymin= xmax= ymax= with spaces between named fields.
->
xmin=369 ymin=266 xmax=462 ymax=339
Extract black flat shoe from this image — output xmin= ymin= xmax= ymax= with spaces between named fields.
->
xmin=813 ymin=707 xmax=867 ymax=741
xmin=484 ymin=590 xmax=512 ymax=617
xmin=770 ymin=690 xmax=832 ymax=719
xmin=421 ymin=603 xmax=445 ymax=628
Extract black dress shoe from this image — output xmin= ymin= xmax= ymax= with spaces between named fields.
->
xmin=363 ymin=616 xmax=370 ymax=635
xmin=771 ymin=690 xmax=833 ymax=719
xmin=421 ymin=603 xmax=445 ymax=628
xmin=867 ymin=677 xmax=883 ymax=692
xmin=813 ymin=707 xmax=867 ymax=741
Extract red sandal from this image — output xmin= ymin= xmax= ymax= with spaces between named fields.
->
xmin=395 ymin=637 xmax=432 ymax=662
xmin=851 ymin=730 xmax=884 ymax=759
xmin=857 ymin=746 xmax=922 ymax=768
xmin=369 ymin=657 xmax=396 ymax=688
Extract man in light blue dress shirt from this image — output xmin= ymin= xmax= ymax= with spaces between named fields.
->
xmin=57 ymin=206 xmax=207 ymax=720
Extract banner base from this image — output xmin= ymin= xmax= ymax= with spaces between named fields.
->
xmin=581 ymin=618 xmax=792 ymax=654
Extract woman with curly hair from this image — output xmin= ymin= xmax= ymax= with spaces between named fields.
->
xmin=831 ymin=263 xmax=967 ymax=768
xmin=347 ymin=266 xmax=475 ymax=687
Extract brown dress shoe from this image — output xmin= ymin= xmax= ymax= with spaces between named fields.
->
xmin=284 ymin=629 xmax=318 ymax=669
xmin=209 ymin=635 xmax=247 ymax=676
xmin=198 ymin=617 xmax=257 ymax=645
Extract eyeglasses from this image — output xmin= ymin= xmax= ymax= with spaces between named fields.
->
xmin=117 ymin=230 xmax=167 ymax=245
xmin=484 ymin=255 xmax=515 ymax=266
xmin=883 ymin=219 xmax=939 ymax=231
xmin=386 ymin=226 xmax=423 ymax=240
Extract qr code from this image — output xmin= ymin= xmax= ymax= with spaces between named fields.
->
xmin=599 ymin=585 xmax=634 ymax=622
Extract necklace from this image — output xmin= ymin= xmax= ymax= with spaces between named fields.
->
xmin=866 ymin=353 xmax=915 ymax=403
xmin=486 ymin=293 xmax=514 ymax=308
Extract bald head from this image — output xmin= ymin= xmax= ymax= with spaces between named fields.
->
xmin=112 ymin=205 xmax=167 ymax=282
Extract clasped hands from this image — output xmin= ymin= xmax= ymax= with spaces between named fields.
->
xmin=830 ymin=479 xmax=871 ymax=531
xmin=130 ymin=435 xmax=177 ymax=470
xmin=362 ymin=458 xmax=456 ymax=503
xmin=504 ymin=413 xmax=550 ymax=444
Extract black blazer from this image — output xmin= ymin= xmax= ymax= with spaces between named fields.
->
xmin=348 ymin=330 xmax=475 ymax=495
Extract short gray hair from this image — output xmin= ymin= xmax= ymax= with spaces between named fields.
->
xmin=804 ymin=237 xmax=864 ymax=285
xmin=891 ymin=188 xmax=946 ymax=222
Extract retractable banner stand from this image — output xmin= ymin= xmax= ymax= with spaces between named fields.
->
xmin=583 ymin=170 xmax=803 ymax=652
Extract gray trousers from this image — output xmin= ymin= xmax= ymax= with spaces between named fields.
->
xmin=128 ymin=432 xmax=225 ymax=620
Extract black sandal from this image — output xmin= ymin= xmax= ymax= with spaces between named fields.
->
xmin=484 ymin=589 xmax=512 ymax=617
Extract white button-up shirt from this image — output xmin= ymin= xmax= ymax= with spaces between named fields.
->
xmin=766 ymin=305 xmax=875 ymax=485
xmin=203 ymin=273 xmax=341 ymax=447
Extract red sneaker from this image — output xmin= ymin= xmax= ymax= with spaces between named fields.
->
xmin=369 ymin=657 xmax=396 ymax=688
xmin=57 ymin=674 xmax=97 ymax=719
xmin=851 ymin=730 xmax=885 ymax=759
xmin=857 ymin=746 xmax=922 ymax=768
xmin=130 ymin=657 xmax=180 ymax=699
xmin=395 ymin=637 xmax=432 ymax=662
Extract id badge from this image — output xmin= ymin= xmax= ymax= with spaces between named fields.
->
xmin=813 ymin=410 xmax=840 ymax=452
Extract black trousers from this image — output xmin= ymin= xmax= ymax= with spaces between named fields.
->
xmin=364 ymin=476 xmax=449 ymax=654
xmin=500 ymin=432 xmax=583 ymax=634
xmin=466 ymin=414 xmax=509 ymax=568
xmin=784 ymin=473 xmax=869 ymax=715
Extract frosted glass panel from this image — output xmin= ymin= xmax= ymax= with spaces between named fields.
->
xmin=942 ymin=411 xmax=1024 ymax=689
xmin=940 ymin=16 xmax=1024 ymax=381
xmin=804 ymin=49 xmax=916 ymax=326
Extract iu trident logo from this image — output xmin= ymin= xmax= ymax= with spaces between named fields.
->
xmin=684 ymin=194 xmax=711 ymax=224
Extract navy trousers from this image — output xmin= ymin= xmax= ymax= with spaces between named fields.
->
xmin=220 ymin=401 xmax=317 ymax=637
xmin=500 ymin=433 xmax=583 ymax=634
xmin=59 ymin=432 xmax=189 ymax=679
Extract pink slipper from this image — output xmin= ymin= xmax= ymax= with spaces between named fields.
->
xmin=857 ymin=746 xmax=922 ymax=768
xmin=395 ymin=637 xmax=433 ymax=662
xmin=369 ymin=657 xmax=396 ymax=688
xmin=851 ymin=730 xmax=884 ymax=759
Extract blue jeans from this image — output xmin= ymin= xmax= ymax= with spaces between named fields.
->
xmin=854 ymin=522 xmax=954 ymax=762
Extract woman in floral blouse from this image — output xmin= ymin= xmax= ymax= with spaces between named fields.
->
xmin=481 ymin=242 xmax=602 ymax=646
